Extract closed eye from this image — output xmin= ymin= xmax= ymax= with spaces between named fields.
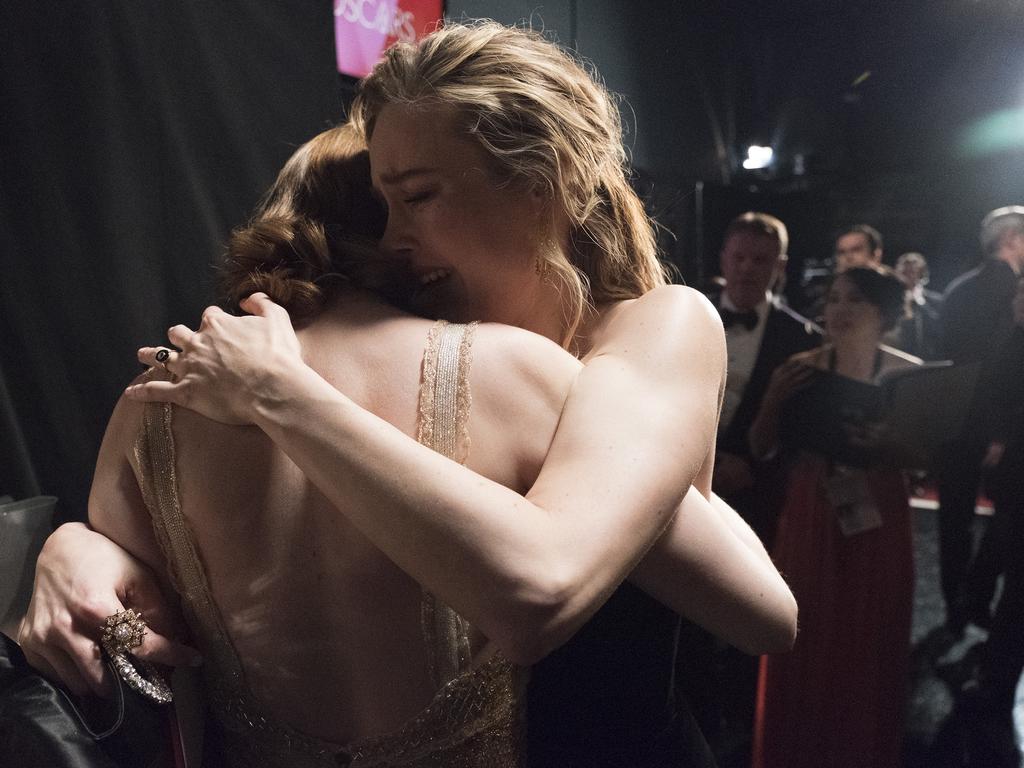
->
xmin=403 ymin=188 xmax=436 ymax=205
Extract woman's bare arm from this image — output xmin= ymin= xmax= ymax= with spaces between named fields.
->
xmin=128 ymin=286 xmax=727 ymax=664
xmin=633 ymin=487 xmax=797 ymax=654
xmin=18 ymin=395 xmax=193 ymax=697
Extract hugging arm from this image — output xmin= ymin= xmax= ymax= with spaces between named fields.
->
xmin=128 ymin=286 xmax=727 ymax=664
xmin=18 ymin=395 xmax=192 ymax=697
xmin=24 ymin=285 xmax=794 ymax=692
xmin=633 ymin=487 xmax=797 ymax=654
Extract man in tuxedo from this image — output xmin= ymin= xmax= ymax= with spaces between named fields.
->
xmin=712 ymin=212 xmax=818 ymax=547
xmin=935 ymin=206 xmax=1024 ymax=638
xmin=834 ymin=223 xmax=884 ymax=272
xmin=684 ymin=212 xmax=816 ymax=767
xmin=942 ymin=277 xmax=1024 ymax=767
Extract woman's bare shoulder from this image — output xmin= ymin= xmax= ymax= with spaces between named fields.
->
xmin=588 ymin=285 xmax=724 ymax=361
xmin=606 ymin=284 xmax=718 ymax=327
xmin=464 ymin=324 xmax=581 ymax=490
xmin=106 ymin=371 xmax=161 ymax=454
xmin=471 ymin=322 xmax=581 ymax=398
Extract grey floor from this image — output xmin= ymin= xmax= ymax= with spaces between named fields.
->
xmin=904 ymin=507 xmax=1024 ymax=767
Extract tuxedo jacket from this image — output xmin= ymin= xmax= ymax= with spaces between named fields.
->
xmin=939 ymin=259 xmax=1018 ymax=444
xmin=709 ymin=294 xmax=819 ymax=545
xmin=714 ymin=296 xmax=820 ymax=459
xmin=939 ymin=259 xmax=1018 ymax=364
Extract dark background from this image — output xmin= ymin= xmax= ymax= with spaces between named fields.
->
xmin=2 ymin=0 xmax=1023 ymax=518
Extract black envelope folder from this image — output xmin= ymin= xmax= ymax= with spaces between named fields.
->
xmin=779 ymin=360 xmax=981 ymax=468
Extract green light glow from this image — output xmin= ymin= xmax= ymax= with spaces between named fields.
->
xmin=961 ymin=108 xmax=1024 ymax=156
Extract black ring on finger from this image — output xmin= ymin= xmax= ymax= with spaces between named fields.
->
xmin=154 ymin=348 xmax=176 ymax=378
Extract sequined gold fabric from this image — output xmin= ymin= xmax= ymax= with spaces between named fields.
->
xmin=134 ymin=320 xmax=525 ymax=767
xmin=418 ymin=321 xmax=477 ymax=688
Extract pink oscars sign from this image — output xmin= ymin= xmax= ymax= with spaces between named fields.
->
xmin=334 ymin=0 xmax=444 ymax=79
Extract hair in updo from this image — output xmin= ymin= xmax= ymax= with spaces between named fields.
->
xmin=351 ymin=20 xmax=668 ymax=344
xmin=831 ymin=265 xmax=908 ymax=331
xmin=219 ymin=123 xmax=391 ymax=325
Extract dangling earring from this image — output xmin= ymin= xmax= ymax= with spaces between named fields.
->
xmin=535 ymin=254 xmax=550 ymax=278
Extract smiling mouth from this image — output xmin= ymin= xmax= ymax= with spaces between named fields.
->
xmin=418 ymin=268 xmax=452 ymax=286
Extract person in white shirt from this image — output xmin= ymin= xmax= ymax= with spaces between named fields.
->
xmin=712 ymin=212 xmax=817 ymax=543
xmin=682 ymin=211 xmax=816 ymax=766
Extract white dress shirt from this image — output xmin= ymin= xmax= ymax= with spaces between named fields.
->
xmin=719 ymin=293 xmax=771 ymax=433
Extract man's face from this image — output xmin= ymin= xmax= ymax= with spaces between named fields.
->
xmin=896 ymin=260 xmax=925 ymax=290
xmin=834 ymin=232 xmax=881 ymax=272
xmin=1011 ymin=232 xmax=1024 ymax=273
xmin=719 ymin=232 xmax=783 ymax=311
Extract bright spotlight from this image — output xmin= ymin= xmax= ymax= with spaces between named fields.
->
xmin=742 ymin=145 xmax=774 ymax=170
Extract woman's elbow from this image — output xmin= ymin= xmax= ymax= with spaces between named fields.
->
xmin=486 ymin=568 xmax=580 ymax=666
xmin=736 ymin=588 xmax=798 ymax=655
xmin=762 ymin=606 xmax=799 ymax=655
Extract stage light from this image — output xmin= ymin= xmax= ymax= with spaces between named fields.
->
xmin=742 ymin=145 xmax=774 ymax=170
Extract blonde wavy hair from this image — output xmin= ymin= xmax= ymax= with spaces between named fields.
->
xmin=351 ymin=20 xmax=668 ymax=344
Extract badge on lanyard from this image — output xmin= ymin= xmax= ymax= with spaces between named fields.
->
xmin=821 ymin=464 xmax=883 ymax=536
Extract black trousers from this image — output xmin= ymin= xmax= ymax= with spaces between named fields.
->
xmin=936 ymin=439 xmax=987 ymax=630
xmin=978 ymin=444 xmax=1024 ymax=706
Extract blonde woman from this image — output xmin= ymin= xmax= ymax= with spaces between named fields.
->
xmin=22 ymin=22 xmax=796 ymax=767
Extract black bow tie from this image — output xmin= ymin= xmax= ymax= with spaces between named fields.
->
xmin=720 ymin=307 xmax=759 ymax=331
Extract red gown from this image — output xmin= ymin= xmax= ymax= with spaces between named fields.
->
xmin=753 ymin=454 xmax=914 ymax=768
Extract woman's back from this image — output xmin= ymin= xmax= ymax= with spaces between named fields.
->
xmin=128 ymin=293 xmax=580 ymax=750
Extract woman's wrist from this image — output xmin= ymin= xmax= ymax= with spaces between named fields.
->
xmin=250 ymin=360 xmax=353 ymax=436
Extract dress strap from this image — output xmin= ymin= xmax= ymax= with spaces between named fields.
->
xmin=134 ymin=402 xmax=246 ymax=684
xmin=417 ymin=320 xmax=477 ymax=463
xmin=134 ymin=401 xmax=343 ymax=765
xmin=417 ymin=320 xmax=479 ymax=688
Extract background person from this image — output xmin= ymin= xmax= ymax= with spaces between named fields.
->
xmin=833 ymin=223 xmax=884 ymax=272
xmin=749 ymin=266 xmax=921 ymax=768
xmin=802 ymin=223 xmax=885 ymax=319
xmin=683 ymin=211 xmax=816 ymax=765
xmin=710 ymin=211 xmax=818 ymax=546
xmin=893 ymin=251 xmax=942 ymax=359
xmin=934 ymin=206 xmax=1024 ymax=641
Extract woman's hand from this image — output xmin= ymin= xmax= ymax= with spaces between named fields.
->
xmin=17 ymin=523 xmax=197 ymax=698
xmin=748 ymin=355 xmax=820 ymax=461
xmin=762 ymin=358 xmax=819 ymax=409
xmin=125 ymin=293 xmax=304 ymax=425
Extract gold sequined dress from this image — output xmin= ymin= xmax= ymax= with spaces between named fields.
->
xmin=134 ymin=320 xmax=526 ymax=767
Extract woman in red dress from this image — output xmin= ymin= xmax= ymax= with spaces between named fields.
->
xmin=750 ymin=266 xmax=921 ymax=768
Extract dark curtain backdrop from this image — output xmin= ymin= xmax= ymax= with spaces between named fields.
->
xmin=1 ymin=2 xmax=346 ymax=520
